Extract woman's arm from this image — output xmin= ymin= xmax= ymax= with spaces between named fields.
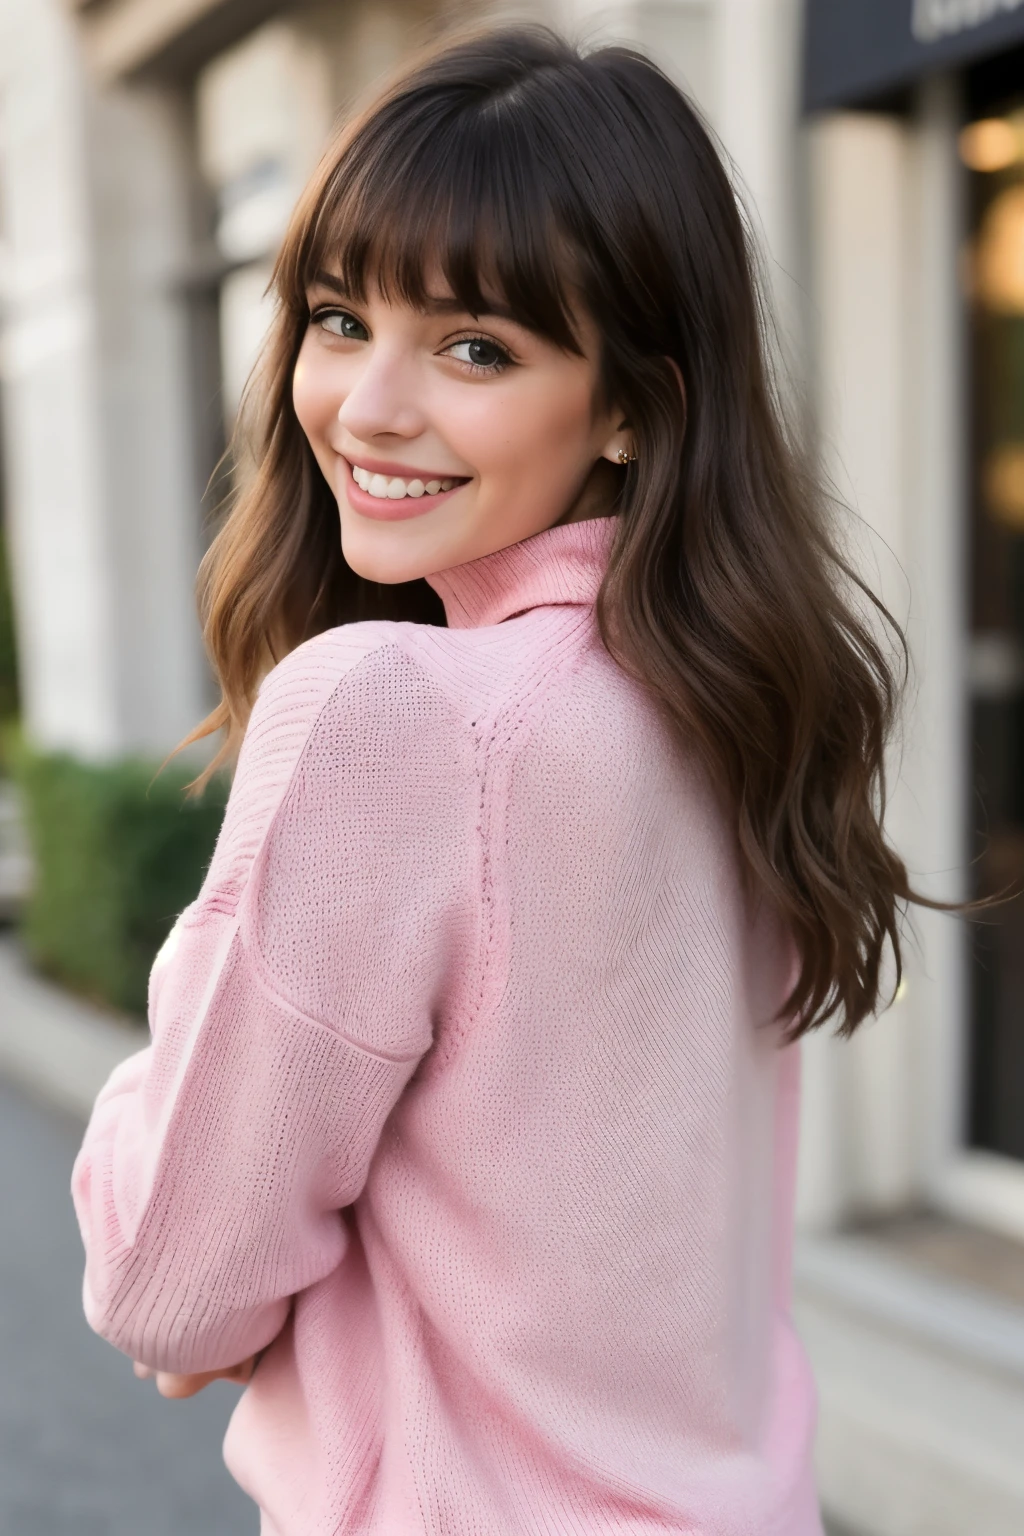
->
xmin=71 ymin=635 xmax=479 ymax=1376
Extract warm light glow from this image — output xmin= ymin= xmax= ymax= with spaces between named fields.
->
xmin=975 ymin=185 xmax=1024 ymax=313
xmin=960 ymin=118 xmax=1019 ymax=173
xmin=984 ymin=444 xmax=1024 ymax=530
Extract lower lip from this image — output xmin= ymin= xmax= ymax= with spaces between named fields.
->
xmin=340 ymin=459 xmax=468 ymax=521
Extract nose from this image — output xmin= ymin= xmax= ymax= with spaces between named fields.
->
xmin=335 ymin=342 xmax=426 ymax=443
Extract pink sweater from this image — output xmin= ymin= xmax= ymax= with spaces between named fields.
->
xmin=72 ymin=513 xmax=821 ymax=1535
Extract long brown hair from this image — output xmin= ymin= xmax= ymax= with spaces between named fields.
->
xmin=185 ymin=24 xmax=926 ymax=1038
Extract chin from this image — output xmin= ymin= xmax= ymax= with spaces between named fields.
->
xmin=343 ymin=550 xmax=427 ymax=586
xmin=339 ymin=525 xmax=435 ymax=587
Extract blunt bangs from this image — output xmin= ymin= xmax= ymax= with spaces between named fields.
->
xmin=196 ymin=25 xmax=926 ymax=1038
xmin=294 ymin=90 xmax=585 ymax=353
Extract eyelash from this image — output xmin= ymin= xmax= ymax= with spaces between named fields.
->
xmin=445 ymin=335 xmax=514 ymax=375
xmin=309 ymin=306 xmax=514 ymax=376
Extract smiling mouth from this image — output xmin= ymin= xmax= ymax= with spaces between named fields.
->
xmin=350 ymin=463 xmax=468 ymax=501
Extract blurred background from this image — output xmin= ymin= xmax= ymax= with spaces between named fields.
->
xmin=0 ymin=2 xmax=1022 ymax=1534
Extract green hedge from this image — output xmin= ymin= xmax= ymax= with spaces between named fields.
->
xmin=12 ymin=745 xmax=228 ymax=1016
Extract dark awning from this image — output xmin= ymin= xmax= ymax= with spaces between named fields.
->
xmin=804 ymin=1 xmax=1024 ymax=113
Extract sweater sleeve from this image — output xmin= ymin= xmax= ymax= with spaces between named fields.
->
xmin=70 ymin=634 xmax=480 ymax=1374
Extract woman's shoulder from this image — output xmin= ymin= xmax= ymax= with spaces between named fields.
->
xmin=259 ymin=613 xmax=578 ymax=738
xmin=200 ymin=622 xmax=480 ymax=916
xmin=255 ymin=620 xmax=408 ymax=707
xmin=248 ymin=621 xmax=480 ymax=772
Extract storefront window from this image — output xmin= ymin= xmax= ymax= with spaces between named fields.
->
xmin=962 ymin=99 xmax=1024 ymax=1162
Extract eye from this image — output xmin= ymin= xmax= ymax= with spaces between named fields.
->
xmin=314 ymin=308 xmax=369 ymax=341
xmin=444 ymin=337 xmax=511 ymax=372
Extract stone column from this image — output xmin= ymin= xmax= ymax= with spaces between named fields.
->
xmin=0 ymin=0 xmax=209 ymax=760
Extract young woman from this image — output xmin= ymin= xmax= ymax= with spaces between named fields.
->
xmin=72 ymin=25 xmax=915 ymax=1535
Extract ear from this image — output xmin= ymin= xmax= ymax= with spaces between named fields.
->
xmin=598 ymin=358 xmax=686 ymax=465
xmin=599 ymin=416 xmax=636 ymax=466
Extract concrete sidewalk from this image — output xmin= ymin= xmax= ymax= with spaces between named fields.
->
xmin=0 ymin=1074 xmax=258 ymax=1534
xmin=0 ymin=932 xmax=143 ymax=1121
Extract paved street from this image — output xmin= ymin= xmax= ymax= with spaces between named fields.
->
xmin=0 ymin=1076 xmax=257 ymax=1535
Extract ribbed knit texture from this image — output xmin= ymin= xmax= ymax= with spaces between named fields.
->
xmin=72 ymin=514 xmax=822 ymax=1535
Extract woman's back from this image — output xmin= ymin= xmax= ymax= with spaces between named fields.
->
xmin=169 ymin=516 xmax=821 ymax=1532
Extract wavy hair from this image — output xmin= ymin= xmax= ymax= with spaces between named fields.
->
xmin=184 ymin=24 xmax=927 ymax=1038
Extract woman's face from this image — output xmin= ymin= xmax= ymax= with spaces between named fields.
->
xmin=292 ymin=273 xmax=629 ymax=583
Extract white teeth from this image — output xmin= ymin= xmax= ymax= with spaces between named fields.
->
xmin=352 ymin=465 xmax=460 ymax=499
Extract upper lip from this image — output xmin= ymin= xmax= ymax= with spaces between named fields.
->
xmin=343 ymin=454 xmax=469 ymax=481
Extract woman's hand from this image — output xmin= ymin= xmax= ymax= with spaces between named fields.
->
xmin=132 ymin=1354 xmax=259 ymax=1398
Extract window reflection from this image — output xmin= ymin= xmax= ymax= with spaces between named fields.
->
xmin=963 ymin=111 xmax=1024 ymax=1162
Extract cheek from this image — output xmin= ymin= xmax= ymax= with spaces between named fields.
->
xmin=450 ymin=369 xmax=596 ymax=482
xmin=292 ymin=342 xmax=339 ymax=446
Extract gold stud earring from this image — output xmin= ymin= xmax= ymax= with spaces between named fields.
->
xmin=616 ymin=447 xmax=636 ymax=465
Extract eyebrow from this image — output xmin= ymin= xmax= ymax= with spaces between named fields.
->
xmin=308 ymin=270 xmax=519 ymax=325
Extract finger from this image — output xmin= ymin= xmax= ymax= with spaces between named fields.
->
xmin=222 ymin=1357 xmax=257 ymax=1384
xmin=152 ymin=1358 xmax=259 ymax=1398
xmin=155 ymin=1370 xmax=216 ymax=1399
xmin=132 ymin=1362 xmax=154 ymax=1380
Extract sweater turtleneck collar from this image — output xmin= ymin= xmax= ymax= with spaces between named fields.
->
xmin=424 ymin=514 xmax=620 ymax=630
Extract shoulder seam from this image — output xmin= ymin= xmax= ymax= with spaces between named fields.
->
xmin=198 ymin=641 xmax=416 ymax=919
xmin=235 ymin=641 xmax=488 ymax=1059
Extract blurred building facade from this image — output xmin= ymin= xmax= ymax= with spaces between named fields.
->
xmin=0 ymin=3 xmax=1022 ymax=1533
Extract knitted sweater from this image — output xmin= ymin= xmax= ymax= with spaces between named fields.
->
xmin=72 ymin=513 xmax=822 ymax=1535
